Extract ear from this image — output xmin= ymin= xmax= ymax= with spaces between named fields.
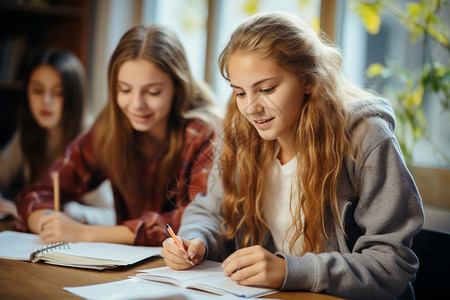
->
xmin=304 ymin=82 xmax=312 ymax=95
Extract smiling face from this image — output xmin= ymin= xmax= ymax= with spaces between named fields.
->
xmin=117 ymin=59 xmax=175 ymax=141
xmin=228 ymin=52 xmax=310 ymax=149
xmin=27 ymin=65 xmax=64 ymax=132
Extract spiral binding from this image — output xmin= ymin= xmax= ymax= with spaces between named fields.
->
xmin=29 ymin=242 xmax=70 ymax=263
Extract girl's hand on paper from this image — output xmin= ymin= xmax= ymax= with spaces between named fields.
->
xmin=37 ymin=211 xmax=85 ymax=243
xmin=162 ymin=237 xmax=206 ymax=270
xmin=222 ymin=245 xmax=286 ymax=289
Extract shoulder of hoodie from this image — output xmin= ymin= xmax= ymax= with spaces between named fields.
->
xmin=345 ymin=97 xmax=398 ymax=155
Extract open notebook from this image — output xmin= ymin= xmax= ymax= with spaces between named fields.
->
xmin=135 ymin=260 xmax=277 ymax=298
xmin=64 ymin=278 xmax=250 ymax=300
xmin=0 ymin=230 xmax=162 ymax=270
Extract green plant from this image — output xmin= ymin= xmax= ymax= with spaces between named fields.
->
xmin=352 ymin=0 xmax=450 ymax=163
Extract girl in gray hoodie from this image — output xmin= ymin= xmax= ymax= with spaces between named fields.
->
xmin=162 ymin=12 xmax=423 ymax=300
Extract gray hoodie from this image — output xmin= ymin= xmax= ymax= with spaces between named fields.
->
xmin=179 ymin=98 xmax=424 ymax=300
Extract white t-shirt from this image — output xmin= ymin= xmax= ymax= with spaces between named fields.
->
xmin=263 ymin=146 xmax=303 ymax=255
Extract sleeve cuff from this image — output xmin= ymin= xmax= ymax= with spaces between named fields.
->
xmin=275 ymin=252 xmax=316 ymax=291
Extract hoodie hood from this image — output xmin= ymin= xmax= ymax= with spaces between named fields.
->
xmin=345 ymin=97 xmax=396 ymax=133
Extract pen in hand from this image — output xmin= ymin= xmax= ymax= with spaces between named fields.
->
xmin=166 ymin=224 xmax=195 ymax=267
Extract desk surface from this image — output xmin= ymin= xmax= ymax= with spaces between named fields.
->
xmin=0 ymin=218 xmax=341 ymax=300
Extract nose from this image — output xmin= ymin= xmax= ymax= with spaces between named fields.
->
xmin=44 ymin=92 xmax=52 ymax=106
xmin=244 ymin=93 xmax=265 ymax=115
xmin=130 ymin=91 xmax=145 ymax=109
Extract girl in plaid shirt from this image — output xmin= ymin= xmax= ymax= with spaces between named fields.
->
xmin=17 ymin=24 xmax=219 ymax=246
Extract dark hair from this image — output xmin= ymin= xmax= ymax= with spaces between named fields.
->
xmin=19 ymin=49 xmax=86 ymax=184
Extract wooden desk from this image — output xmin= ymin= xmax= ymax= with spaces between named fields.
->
xmin=0 ymin=218 xmax=341 ymax=300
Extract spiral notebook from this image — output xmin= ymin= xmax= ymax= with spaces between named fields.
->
xmin=0 ymin=231 xmax=162 ymax=270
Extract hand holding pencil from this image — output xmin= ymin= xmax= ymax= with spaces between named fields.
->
xmin=162 ymin=224 xmax=206 ymax=270
xmin=165 ymin=224 xmax=195 ymax=267
xmin=29 ymin=171 xmax=86 ymax=244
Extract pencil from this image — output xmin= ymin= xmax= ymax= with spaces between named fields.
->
xmin=166 ymin=224 xmax=195 ymax=267
xmin=52 ymin=172 xmax=60 ymax=212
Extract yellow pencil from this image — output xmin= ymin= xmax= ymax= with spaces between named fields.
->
xmin=52 ymin=172 xmax=60 ymax=212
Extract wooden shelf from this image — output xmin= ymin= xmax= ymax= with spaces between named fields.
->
xmin=0 ymin=0 xmax=92 ymax=147
xmin=0 ymin=3 xmax=86 ymax=18
xmin=0 ymin=80 xmax=23 ymax=91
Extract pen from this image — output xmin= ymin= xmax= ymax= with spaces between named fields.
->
xmin=166 ymin=224 xmax=195 ymax=267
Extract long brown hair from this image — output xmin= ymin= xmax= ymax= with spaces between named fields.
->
xmin=218 ymin=12 xmax=372 ymax=254
xmin=19 ymin=49 xmax=85 ymax=184
xmin=93 ymin=24 xmax=217 ymax=198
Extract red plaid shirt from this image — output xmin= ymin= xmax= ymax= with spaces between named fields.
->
xmin=17 ymin=119 xmax=216 ymax=246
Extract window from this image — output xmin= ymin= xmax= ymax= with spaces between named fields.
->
xmin=337 ymin=0 xmax=450 ymax=167
xmin=212 ymin=0 xmax=322 ymax=108
xmin=142 ymin=0 xmax=321 ymax=109
xmin=143 ymin=0 xmax=209 ymax=82
xmin=136 ymin=0 xmax=449 ymax=166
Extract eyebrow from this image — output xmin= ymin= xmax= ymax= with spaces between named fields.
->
xmin=230 ymin=77 xmax=277 ymax=89
xmin=117 ymin=81 xmax=164 ymax=87
xmin=29 ymin=80 xmax=62 ymax=88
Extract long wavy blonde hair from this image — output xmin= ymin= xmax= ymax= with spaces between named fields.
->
xmin=93 ymin=24 xmax=217 ymax=199
xmin=219 ymin=12 xmax=372 ymax=254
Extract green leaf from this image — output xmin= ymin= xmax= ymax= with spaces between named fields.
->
xmin=298 ymin=0 xmax=310 ymax=10
xmin=366 ymin=63 xmax=385 ymax=78
xmin=355 ymin=3 xmax=381 ymax=34
xmin=242 ymin=0 xmax=259 ymax=15
xmin=407 ymin=2 xmax=421 ymax=20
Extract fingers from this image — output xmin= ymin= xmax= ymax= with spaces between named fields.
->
xmin=229 ymin=265 xmax=260 ymax=284
xmin=162 ymin=237 xmax=188 ymax=259
xmin=38 ymin=212 xmax=60 ymax=243
xmin=37 ymin=211 xmax=56 ymax=232
xmin=162 ymin=237 xmax=206 ymax=270
xmin=186 ymin=238 xmax=205 ymax=264
xmin=221 ymin=245 xmax=286 ymax=288
xmin=162 ymin=238 xmax=192 ymax=270
xmin=222 ymin=247 xmax=255 ymax=276
xmin=38 ymin=212 xmax=73 ymax=243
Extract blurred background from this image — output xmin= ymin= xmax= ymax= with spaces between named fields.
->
xmin=0 ymin=0 xmax=449 ymax=231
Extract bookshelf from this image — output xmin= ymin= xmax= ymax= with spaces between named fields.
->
xmin=0 ymin=0 xmax=92 ymax=147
